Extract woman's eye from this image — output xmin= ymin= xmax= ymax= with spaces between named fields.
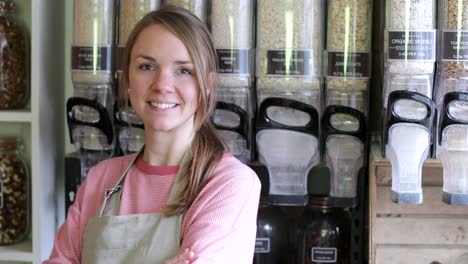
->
xmin=138 ymin=64 xmax=154 ymax=71
xmin=179 ymin=68 xmax=192 ymax=75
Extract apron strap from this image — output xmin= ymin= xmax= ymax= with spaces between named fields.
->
xmin=98 ymin=147 xmax=144 ymax=217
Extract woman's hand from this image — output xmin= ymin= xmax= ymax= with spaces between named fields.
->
xmin=164 ymin=248 xmax=194 ymax=264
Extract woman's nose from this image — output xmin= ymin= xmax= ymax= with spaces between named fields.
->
xmin=151 ymin=69 xmax=174 ymax=92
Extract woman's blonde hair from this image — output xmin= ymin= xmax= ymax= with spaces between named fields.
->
xmin=120 ymin=6 xmax=225 ymax=216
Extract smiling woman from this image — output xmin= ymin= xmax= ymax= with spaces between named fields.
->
xmin=44 ymin=6 xmax=260 ymax=264
xmin=127 ymin=24 xmax=200 ymax=134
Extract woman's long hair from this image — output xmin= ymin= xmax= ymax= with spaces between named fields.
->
xmin=120 ymin=6 xmax=225 ymax=216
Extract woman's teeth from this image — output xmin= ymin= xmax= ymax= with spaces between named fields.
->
xmin=150 ymin=102 xmax=176 ymax=109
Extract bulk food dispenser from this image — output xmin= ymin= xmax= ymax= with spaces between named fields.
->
xmin=163 ymin=0 xmax=206 ymax=22
xmin=382 ymin=0 xmax=437 ymax=204
xmin=210 ymin=0 xmax=254 ymax=163
xmin=67 ymin=0 xmax=116 ymax=179
xmin=435 ymin=0 xmax=468 ymax=205
xmin=115 ymin=0 xmax=161 ymax=154
xmin=255 ymin=0 xmax=323 ymax=205
xmin=324 ymin=0 xmax=371 ymax=208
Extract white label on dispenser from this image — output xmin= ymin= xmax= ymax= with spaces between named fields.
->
xmin=217 ymin=49 xmax=251 ymax=75
xmin=442 ymin=31 xmax=468 ymax=61
xmin=266 ymin=50 xmax=312 ymax=76
xmin=71 ymin=46 xmax=112 ymax=72
xmin=311 ymin=247 xmax=337 ymax=263
xmin=387 ymin=30 xmax=436 ymax=61
xmin=254 ymin=238 xmax=270 ymax=253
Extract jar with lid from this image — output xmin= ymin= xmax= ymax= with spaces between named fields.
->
xmin=0 ymin=137 xmax=29 ymax=245
xmin=253 ymin=167 xmax=290 ymax=264
xmin=294 ymin=196 xmax=351 ymax=264
xmin=0 ymin=0 xmax=28 ymax=109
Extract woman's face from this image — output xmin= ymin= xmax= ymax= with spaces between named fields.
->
xmin=128 ymin=24 xmax=199 ymax=134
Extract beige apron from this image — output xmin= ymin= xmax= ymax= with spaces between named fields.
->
xmin=81 ymin=149 xmax=187 ymax=264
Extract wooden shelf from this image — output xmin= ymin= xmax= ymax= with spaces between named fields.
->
xmin=368 ymin=142 xmax=468 ymax=264
xmin=0 ymin=239 xmax=33 ymax=262
xmin=0 ymin=109 xmax=32 ymax=123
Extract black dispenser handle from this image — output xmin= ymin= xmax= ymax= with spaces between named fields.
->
xmin=212 ymin=101 xmax=249 ymax=148
xmin=439 ymin=92 xmax=468 ymax=145
xmin=114 ymin=101 xmax=145 ymax=129
xmin=321 ymin=105 xmax=366 ymax=152
xmin=66 ymin=97 xmax=114 ymax=145
xmin=385 ymin=90 xmax=435 ymax=144
xmin=256 ymin=97 xmax=319 ymax=138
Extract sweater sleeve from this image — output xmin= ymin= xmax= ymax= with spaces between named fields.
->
xmin=179 ymin=166 xmax=261 ymax=264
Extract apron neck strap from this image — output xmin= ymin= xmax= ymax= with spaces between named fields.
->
xmin=98 ymin=145 xmax=192 ymax=217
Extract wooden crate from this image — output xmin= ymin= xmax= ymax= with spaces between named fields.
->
xmin=369 ymin=143 xmax=468 ymax=264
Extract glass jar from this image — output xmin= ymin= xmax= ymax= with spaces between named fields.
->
xmin=0 ymin=0 xmax=28 ymax=109
xmin=254 ymin=169 xmax=290 ymax=264
xmin=294 ymin=197 xmax=351 ymax=264
xmin=0 ymin=138 xmax=29 ymax=245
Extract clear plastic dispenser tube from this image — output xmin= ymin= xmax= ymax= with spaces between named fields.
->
xmin=257 ymin=129 xmax=319 ymax=198
xmin=211 ymin=0 xmax=254 ymax=162
xmin=385 ymin=90 xmax=435 ymax=204
xmin=438 ymin=92 xmax=468 ymax=205
xmin=70 ymin=0 xmax=116 ymax=165
xmin=255 ymin=97 xmax=320 ymax=206
xmin=434 ymin=0 xmax=468 ymax=205
xmin=386 ymin=123 xmax=430 ymax=204
xmin=322 ymin=106 xmax=366 ymax=208
xmin=326 ymin=135 xmax=364 ymax=205
xmin=440 ymin=125 xmax=468 ymax=205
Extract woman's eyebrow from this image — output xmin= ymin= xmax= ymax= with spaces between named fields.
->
xmin=174 ymin=60 xmax=193 ymax=65
xmin=135 ymin=55 xmax=156 ymax=62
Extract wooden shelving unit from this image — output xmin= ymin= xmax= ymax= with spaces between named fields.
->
xmin=0 ymin=0 xmax=65 ymax=263
xmin=369 ymin=143 xmax=468 ymax=264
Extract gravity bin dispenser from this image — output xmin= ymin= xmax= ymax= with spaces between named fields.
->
xmin=382 ymin=0 xmax=437 ymax=204
xmin=115 ymin=1 xmax=161 ymax=155
xmin=434 ymin=0 xmax=468 ymax=205
xmin=323 ymin=0 xmax=371 ymax=208
xmin=210 ymin=0 xmax=255 ymax=163
xmin=67 ymin=0 xmax=116 ymax=179
xmin=255 ymin=0 xmax=323 ymax=205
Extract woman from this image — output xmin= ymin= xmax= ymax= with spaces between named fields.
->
xmin=45 ymin=6 xmax=260 ymax=264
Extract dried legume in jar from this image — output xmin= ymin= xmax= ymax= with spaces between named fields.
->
xmin=0 ymin=1 xmax=28 ymax=109
xmin=0 ymin=138 xmax=28 ymax=245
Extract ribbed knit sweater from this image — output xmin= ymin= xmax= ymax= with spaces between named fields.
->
xmin=44 ymin=153 xmax=260 ymax=263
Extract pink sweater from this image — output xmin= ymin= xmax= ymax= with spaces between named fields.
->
xmin=45 ymin=153 xmax=260 ymax=263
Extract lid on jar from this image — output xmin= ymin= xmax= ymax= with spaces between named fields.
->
xmin=0 ymin=0 xmax=13 ymax=11
xmin=0 ymin=137 xmax=17 ymax=148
